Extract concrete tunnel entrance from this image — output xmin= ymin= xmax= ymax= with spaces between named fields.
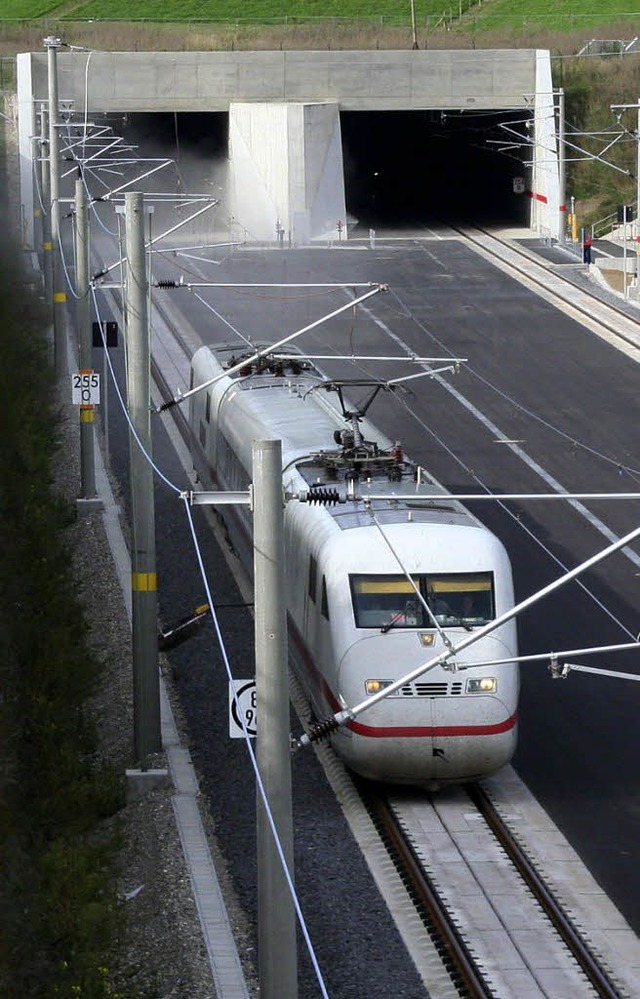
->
xmin=341 ymin=110 xmax=531 ymax=228
xmin=116 ymin=107 xmax=531 ymax=235
xmin=17 ymin=48 xmax=556 ymax=246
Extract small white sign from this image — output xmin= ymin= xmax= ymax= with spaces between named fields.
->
xmin=513 ymin=176 xmax=525 ymax=194
xmin=72 ymin=371 xmax=100 ymax=405
xmin=229 ymin=679 xmax=257 ymax=738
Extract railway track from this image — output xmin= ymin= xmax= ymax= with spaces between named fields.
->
xmin=97 ymin=223 xmax=640 ymax=997
xmin=359 ymin=779 xmax=624 ymax=998
xmin=456 ymin=226 xmax=640 ymax=358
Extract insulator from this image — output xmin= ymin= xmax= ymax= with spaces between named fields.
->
xmin=307 ymin=487 xmax=343 ymax=506
xmin=156 ymin=279 xmax=178 ymax=288
xmin=157 ymin=398 xmax=176 ymax=413
xmin=305 ymin=716 xmax=341 ymax=744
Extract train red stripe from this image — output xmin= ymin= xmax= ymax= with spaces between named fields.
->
xmin=345 ymin=712 xmax=518 ymax=738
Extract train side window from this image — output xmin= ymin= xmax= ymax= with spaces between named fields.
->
xmin=205 ymin=392 xmax=211 ymax=424
xmin=321 ymin=577 xmax=330 ymax=621
xmin=308 ymin=556 xmax=317 ymax=603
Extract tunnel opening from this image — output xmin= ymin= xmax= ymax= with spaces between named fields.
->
xmin=99 ymin=108 xmax=533 ymax=239
xmin=115 ymin=111 xmax=228 ymax=193
xmin=341 ymin=109 xmax=531 ymax=230
xmin=97 ymin=111 xmax=229 ymax=237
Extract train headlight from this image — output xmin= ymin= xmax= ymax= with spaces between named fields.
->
xmin=365 ymin=679 xmax=393 ymax=695
xmin=466 ymin=677 xmax=497 ymax=693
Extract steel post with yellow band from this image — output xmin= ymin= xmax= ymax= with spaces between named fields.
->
xmin=75 ymin=176 xmax=97 ymax=498
xmin=39 ymin=105 xmax=53 ymax=320
xmin=46 ymin=37 xmax=67 ymax=378
xmin=125 ymin=191 xmax=161 ymax=762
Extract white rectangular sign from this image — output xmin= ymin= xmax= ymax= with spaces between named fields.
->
xmin=229 ymin=679 xmax=257 ymax=738
xmin=71 ymin=371 xmax=100 ymax=405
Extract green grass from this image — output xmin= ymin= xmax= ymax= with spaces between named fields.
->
xmin=11 ymin=0 xmax=640 ymax=27
xmin=462 ymin=0 xmax=640 ymax=32
xmin=4 ymin=0 xmax=640 ymax=31
xmin=1 ymin=0 xmax=66 ymax=16
xmin=2 ymin=0 xmax=455 ymax=19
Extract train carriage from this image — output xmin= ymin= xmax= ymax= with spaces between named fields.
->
xmin=189 ymin=344 xmax=519 ymax=786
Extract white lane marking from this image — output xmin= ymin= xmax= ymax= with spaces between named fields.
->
xmin=357 ymin=300 xmax=640 ymax=570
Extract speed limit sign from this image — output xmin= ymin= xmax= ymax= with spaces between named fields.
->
xmin=71 ymin=370 xmax=100 ymax=405
xmin=229 ymin=679 xmax=257 ymax=738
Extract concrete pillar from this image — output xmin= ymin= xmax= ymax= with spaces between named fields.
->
xmin=531 ymin=49 xmax=560 ymax=239
xmin=229 ymin=102 xmax=346 ymax=244
xmin=16 ymin=53 xmax=37 ymax=248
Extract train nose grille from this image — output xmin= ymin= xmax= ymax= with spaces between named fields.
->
xmin=392 ymin=681 xmax=463 ymax=697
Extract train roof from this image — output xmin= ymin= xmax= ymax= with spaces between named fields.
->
xmin=193 ymin=344 xmax=490 ymax=535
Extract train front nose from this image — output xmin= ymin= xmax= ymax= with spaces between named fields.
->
xmin=333 ymin=633 xmax=518 ymax=784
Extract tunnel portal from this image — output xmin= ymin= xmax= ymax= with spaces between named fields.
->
xmin=341 ymin=109 xmax=531 ymax=228
xmin=118 ymin=107 xmax=531 ymax=233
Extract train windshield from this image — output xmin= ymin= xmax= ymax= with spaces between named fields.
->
xmin=350 ymin=573 xmax=495 ymax=630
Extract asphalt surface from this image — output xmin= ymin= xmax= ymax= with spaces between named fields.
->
xmin=93 ymin=225 xmax=640 ymax=993
xmin=92 ymin=248 xmax=428 ymax=996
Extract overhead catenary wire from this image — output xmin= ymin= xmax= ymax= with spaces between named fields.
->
xmin=352 ymin=286 xmax=640 ymax=577
xmin=90 ymin=285 xmax=182 ymax=495
xmin=181 ymin=497 xmax=330 ymax=999
xmin=59 ymin=64 xmax=328 ymax=990
xmin=299 ymin=519 xmax=640 ymax=747
xmin=442 ymin=640 xmax=640 ymax=673
xmin=91 ymin=270 xmax=330 ymax=996
xmin=388 ymin=284 xmax=640 ymax=482
xmin=189 ymin=289 xmax=255 ymax=345
xmin=94 ymin=200 xmax=219 ymax=281
xmin=157 ymin=283 xmax=387 ymax=412
xmin=366 ymin=509 xmax=454 ymax=650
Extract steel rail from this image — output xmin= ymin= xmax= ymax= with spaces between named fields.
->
xmin=461 ymin=226 xmax=640 ymax=355
xmin=466 ymin=782 xmax=622 ymax=999
xmin=359 ymin=784 xmax=495 ymax=999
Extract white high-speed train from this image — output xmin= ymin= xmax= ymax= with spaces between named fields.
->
xmin=188 ymin=344 xmax=519 ymax=786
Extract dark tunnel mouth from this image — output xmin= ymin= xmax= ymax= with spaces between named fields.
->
xmin=106 ymin=108 xmax=532 ymax=231
xmin=340 ymin=109 xmax=532 ymax=229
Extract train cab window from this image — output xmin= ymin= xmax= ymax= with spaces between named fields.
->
xmin=427 ymin=574 xmax=494 ymax=627
xmin=321 ymin=576 xmax=330 ymax=621
xmin=308 ymin=556 xmax=318 ymax=603
xmin=350 ymin=573 xmax=494 ymax=630
xmin=351 ymin=575 xmax=422 ymax=629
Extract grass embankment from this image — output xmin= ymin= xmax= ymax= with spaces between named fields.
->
xmin=2 ymin=2 xmax=638 ymax=225
xmin=0 ymin=224 xmax=125 ymax=996
xmin=4 ymin=0 xmax=640 ymax=29
xmin=560 ymin=56 xmax=639 ymax=225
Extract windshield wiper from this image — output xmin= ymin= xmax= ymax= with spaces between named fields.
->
xmin=380 ymin=611 xmax=405 ymax=634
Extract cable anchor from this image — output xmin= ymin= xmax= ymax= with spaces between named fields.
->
xmin=549 ymin=654 xmax=570 ymax=679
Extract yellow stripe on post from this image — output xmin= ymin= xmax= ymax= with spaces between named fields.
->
xmin=132 ymin=572 xmax=157 ymax=592
xmin=43 ymin=242 xmax=52 ymax=250
xmin=80 ymin=406 xmax=94 ymax=423
xmin=53 ymin=292 xmax=66 ymax=303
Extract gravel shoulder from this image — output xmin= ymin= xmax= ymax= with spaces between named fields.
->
xmin=2 ymin=92 xmax=232 ymax=999
xmin=56 ymin=400 xmax=223 ymax=999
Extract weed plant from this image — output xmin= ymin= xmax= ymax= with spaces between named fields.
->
xmin=0 ymin=220 xmax=125 ymax=996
